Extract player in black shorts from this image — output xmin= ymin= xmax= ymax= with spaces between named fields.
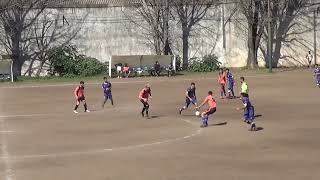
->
xmin=179 ymin=82 xmax=197 ymax=114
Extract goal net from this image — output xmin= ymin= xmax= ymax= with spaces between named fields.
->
xmin=107 ymin=55 xmax=177 ymax=77
xmin=0 ymin=59 xmax=13 ymax=82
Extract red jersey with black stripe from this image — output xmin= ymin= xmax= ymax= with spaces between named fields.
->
xmin=75 ymin=86 xmax=84 ymax=98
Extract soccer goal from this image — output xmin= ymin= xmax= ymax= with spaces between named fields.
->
xmin=107 ymin=55 xmax=177 ymax=77
xmin=0 ymin=59 xmax=14 ymax=82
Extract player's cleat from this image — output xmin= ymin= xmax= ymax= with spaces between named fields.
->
xmin=73 ymin=110 xmax=79 ymax=114
xmin=179 ymin=109 xmax=182 ymax=115
xmin=200 ymin=124 xmax=208 ymax=128
xmin=85 ymin=110 xmax=90 ymax=113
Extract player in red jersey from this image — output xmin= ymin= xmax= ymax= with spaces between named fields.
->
xmin=73 ymin=81 xmax=90 ymax=113
xmin=139 ymin=84 xmax=152 ymax=118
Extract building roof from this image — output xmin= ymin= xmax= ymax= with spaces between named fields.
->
xmin=48 ymin=0 xmax=140 ymax=8
xmin=0 ymin=0 xmax=140 ymax=8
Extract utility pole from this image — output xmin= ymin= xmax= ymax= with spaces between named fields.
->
xmin=314 ymin=9 xmax=318 ymax=66
xmin=267 ymin=0 xmax=272 ymax=72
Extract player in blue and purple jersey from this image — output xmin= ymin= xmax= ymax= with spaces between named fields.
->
xmin=102 ymin=77 xmax=114 ymax=108
xmin=179 ymin=82 xmax=197 ymax=115
xmin=225 ymin=68 xmax=235 ymax=98
xmin=237 ymin=93 xmax=256 ymax=131
xmin=314 ymin=64 xmax=320 ymax=88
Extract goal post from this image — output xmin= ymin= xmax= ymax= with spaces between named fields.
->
xmin=0 ymin=59 xmax=14 ymax=83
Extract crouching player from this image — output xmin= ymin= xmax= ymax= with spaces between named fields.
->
xmin=139 ymin=84 xmax=152 ymax=118
xmin=196 ymin=91 xmax=217 ymax=128
xmin=102 ymin=77 xmax=114 ymax=107
xmin=236 ymin=93 xmax=256 ymax=131
xmin=179 ymin=82 xmax=197 ymax=115
xmin=314 ymin=64 xmax=320 ymax=88
xmin=73 ymin=81 xmax=90 ymax=113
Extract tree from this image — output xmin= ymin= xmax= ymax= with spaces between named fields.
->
xmin=260 ymin=0 xmax=313 ymax=68
xmin=173 ymin=0 xmax=218 ymax=68
xmin=24 ymin=11 xmax=83 ymax=76
xmin=124 ymin=0 xmax=172 ymax=55
xmin=0 ymin=0 xmax=48 ymax=76
xmin=238 ymin=0 xmax=267 ymax=69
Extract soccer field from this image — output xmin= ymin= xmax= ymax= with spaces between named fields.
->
xmin=0 ymin=69 xmax=319 ymax=180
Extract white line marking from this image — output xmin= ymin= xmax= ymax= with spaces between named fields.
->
xmin=0 ymin=131 xmax=15 ymax=133
xmin=0 ymin=119 xmax=202 ymax=160
xmin=0 ymin=74 xmax=272 ymax=89
xmin=0 ymin=120 xmax=15 ymax=180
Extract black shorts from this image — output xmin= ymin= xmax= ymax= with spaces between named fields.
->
xmin=205 ymin=107 xmax=216 ymax=116
xmin=77 ymin=96 xmax=85 ymax=102
xmin=140 ymin=99 xmax=149 ymax=107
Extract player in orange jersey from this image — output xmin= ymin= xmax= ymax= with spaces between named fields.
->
xmin=197 ymin=91 xmax=217 ymax=128
xmin=218 ymin=68 xmax=226 ymax=99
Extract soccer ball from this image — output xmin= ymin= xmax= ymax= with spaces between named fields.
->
xmin=195 ymin=111 xmax=200 ymax=116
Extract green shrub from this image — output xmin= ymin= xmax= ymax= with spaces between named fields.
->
xmin=187 ymin=54 xmax=221 ymax=72
xmin=48 ymin=45 xmax=105 ymax=77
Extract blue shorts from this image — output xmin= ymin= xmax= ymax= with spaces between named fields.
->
xmin=104 ymin=93 xmax=113 ymax=100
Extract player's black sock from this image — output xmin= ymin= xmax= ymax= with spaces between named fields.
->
xmin=84 ymin=103 xmax=88 ymax=111
xmin=142 ymin=107 xmax=145 ymax=113
xmin=111 ymin=99 xmax=114 ymax=106
xmin=74 ymin=105 xmax=79 ymax=110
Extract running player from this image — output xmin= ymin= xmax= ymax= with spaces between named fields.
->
xmin=218 ymin=68 xmax=226 ymax=99
xmin=314 ymin=64 xmax=320 ymax=88
xmin=236 ymin=93 xmax=256 ymax=131
xmin=139 ymin=84 xmax=152 ymax=118
xmin=196 ymin=91 xmax=217 ymax=128
xmin=225 ymin=68 xmax=235 ymax=98
xmin=73 ymin=81 xmax=90 ymax=113
xmin=102 ymin=77 xmax=114 ymax=108
xmin=179 ymin=82 xmax=197 ymax=115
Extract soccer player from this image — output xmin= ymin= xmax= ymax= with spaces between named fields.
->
xmin=240 ymin=76 xmax=249 ymax=97
xmin=225 ymin=68 xmax=235 ymax=98
xmin=314 ymin=64 xmax=320 ymax=88
xmin=218 ymin=68 xmax=226 ymax=99
xmin=139 ymin=84 xmax=152 ymax=118
xmin=196 ymin=91 xmax=217 ymax=128
xmin=73 ymin=81 xmax=90 ymax=113
xmin=179 ymin=82 xmax=197 ymax=115
xmin=306 ymin=51 xmax=313 ymax=68
xmin=102 ymin=77 xmax=114 ymax=108
xmin=237 ymin=93 xmax=256 ymax=131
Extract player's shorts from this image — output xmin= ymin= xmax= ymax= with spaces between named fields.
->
xmin=227 ymin=81 xmax=234 ymax=90
xmin=77 ymin=96 xmax=85 ymax=102
xmin=104 ymin=93 xmax=113 ymax=100
xmin=205 ymin=107 xmax=216 ymax=116
xmin=185 ymin=97 xmax=197 ymax=107
xmin=140 ymin=99 xmax=149 ymax=107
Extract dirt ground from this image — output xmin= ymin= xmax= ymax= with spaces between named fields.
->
xmin=0 ymin=69 xmax=319 ymax=180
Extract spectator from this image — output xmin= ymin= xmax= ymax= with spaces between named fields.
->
xmin=306 ymin=50 xmax=314 ymax=68
xmin=154 ymin=61 xmax=161 ymax=76
xmin=167 ymin=63 xmax=174 ymax=77
xmin=122 ymin=63 xmax=130 ymax=78
xmin=115 ymin=63 xmax=122 ymax=78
